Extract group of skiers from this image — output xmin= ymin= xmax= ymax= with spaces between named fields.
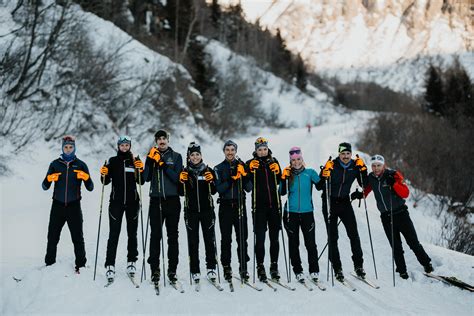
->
xmin=42 ymin=131 xmax=434 ymax=288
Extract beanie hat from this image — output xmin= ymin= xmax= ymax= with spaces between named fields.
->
xmin=289 ymin=146 xmax=303 ymax=160
xmin=117 ymin=135 xmax=131 ymax=146
xmin=62 ymin=135 xmax=76 ymax=147
xmin=370 ymin=154 xmax=385 ymax=165
xmin=223 ymin=139 xmax=238 ymax=152
xmin=187 ymin=141 xmax=201 ymax=156
xmin=154 ymin=129 xmax=169 ymax=140
xmin=338 ymin=142 xmax=352 ymax=153
xmin=255 ymin=137 xmax=268 ymax=150
xmin=61 ymin=135 xmax=76 ymax=162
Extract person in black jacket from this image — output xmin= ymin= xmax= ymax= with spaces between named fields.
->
xmin=214 ymin=140 xmax=252 ymax=282
xmin=247 ymin=137 xmax=282 ymax=282
xmin=42 ymin=135 xmax=93 ymax=272
xmin=316 ymin=142 xmax=368 ymax=281
xmin=143 ymin=130 xmax=183 ymax=283
xmin=178 ymin=142 xmax=218 ymax=283
xmin=99 ymin=136 xmax=145 ymax=281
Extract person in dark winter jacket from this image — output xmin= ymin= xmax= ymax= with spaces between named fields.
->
xmin=178 ymin=142 xmax=218 ymax=283
xmin=214 ymin=140 xmax=252 ymax=282
xmin=143 ymin=130 xmax=183 ymax=283
xmin=42 ymin=135 xmax=93 ymax=271
xmin=316 ymin=142 xmax=367 ymax=281
xmin=99 ymin=135 xmax=145 ymax=281
xmin=359 ymin=154 xmax=433 ymax=279
xmin=280 ymin=147 xmax=321 ymax=283
xmin=246 ymin=137 xmax=282 ymax=282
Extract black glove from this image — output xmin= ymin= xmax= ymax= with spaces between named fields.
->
xmin=351 ymin=190 xmax=364 ymax=201
xmin=386 ymin=174 xmax=395 ymax=186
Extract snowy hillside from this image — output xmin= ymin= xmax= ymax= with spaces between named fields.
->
xmin=2 ymin=112 xmax=473 ymax=315
xmin=218 ymin=0 xmax=474 ymax=95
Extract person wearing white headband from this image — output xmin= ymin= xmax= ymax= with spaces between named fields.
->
xmin=363 ymin=154 xmax=433 ymax=279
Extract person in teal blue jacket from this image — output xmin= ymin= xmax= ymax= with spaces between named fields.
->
xmin=280 ymin=146 xmax=322 ymax=283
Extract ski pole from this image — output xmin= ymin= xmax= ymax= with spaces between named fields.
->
xmin=238 ymin=176 xmax=246 ymax=285
xmin=93 ymin=160 xmax=107 ymax=281
xmin=390 ymin=187 xmax=396 ymax=287
xmin=157 ymin=168 xmax=166 ymax=287
xmin=274 ymin=172 xmax=289 ymax=283
xmin=252 ymin=172 xmax=257 ymax=284
xmin=356 ymin=155 xmax=378 ymax=279
xmin=183 ymin=180 xmax=192 ymax=286
xmin=140 ymin=207 xmax=150 ymax=282
xmin=208 ymin=182 xmax=221 ymax=284
xmin=285 ymin=178 xmax=291 ymax=283
xmin=317 ymin=219 xmax=341 ymax=260
xmin=135 ymin=155 xmax=147 ymax=281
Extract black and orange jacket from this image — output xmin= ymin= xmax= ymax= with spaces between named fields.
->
xmin=364 ymin=169 xmax=409 ymax=214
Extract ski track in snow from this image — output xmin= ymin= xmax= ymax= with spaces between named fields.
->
xmin=1 ymin=113 xmax=473 ymax=315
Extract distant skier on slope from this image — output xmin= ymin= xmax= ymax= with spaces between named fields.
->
xmin=99 ymin=136 xmax=144 ymax=282
xmin=42 ymin=135 xmax=93 ymax=272
xmin=356 ymin=154 xmax=433 ymax=279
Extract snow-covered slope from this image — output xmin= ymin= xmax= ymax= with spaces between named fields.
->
xmin=2 ymin=112 xmax=473 ymax=315
xmin=218 ymin=0 xmax=474 ymax=95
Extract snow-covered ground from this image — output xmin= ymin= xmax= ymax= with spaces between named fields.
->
xmin=2 ymin=112 xmax=473 ymax=315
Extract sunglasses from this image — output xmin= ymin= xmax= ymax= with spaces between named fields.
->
xmin=188 ymin=142 xmax=200 ymax=149
xmin=255 ymin=137 xmax=268 ymax=144
xmin=371 ymin=155 xmax=384 ymax=162
xmin=289 ymin=149 xmax=301 ymax=155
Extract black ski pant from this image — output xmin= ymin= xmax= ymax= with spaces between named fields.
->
xmin=104 ymin=200 xmax=139 ymax=267
xmin=381 ymin=209 xmax=431 ymax=274
xmin=284 ymin=212 xmax=320 ymax=274
xmin=185 ymin=210 xmax=217 ymax=274
xmin=218 ymin=200 xmax=249 ymax=272
xmin=147 ymin=196 xmax=181 ymax=274
xmin=253 ymin=206 xmax=280 ymax=266
xmin=326 ymin=197 xmax=364 ymax=272
xmin=45 ymin=200 xmax=86 ymax=268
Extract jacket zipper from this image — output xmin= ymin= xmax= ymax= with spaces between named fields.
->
xmin=264 ymin=166 xmax=272 ymax=207
xmin=161 ymin=169 xmax=166 ymax=200
xmin=298 ymin=175 xmax=301 ymax=212
xmin=337 ymin=167 xmax=346 ymax=198
xmin=123 ymin=160 xmax=127 ymax=205
xmin=65 ymin=163 xmax=69 ymax=206
xmin=196 ymin=172 xmax=201 ymax=213
xmin=378 ymin=178 xmax=389 ymax=212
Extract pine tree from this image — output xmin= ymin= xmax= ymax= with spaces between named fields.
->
xmin=424 ymin=64 xmax=444 ymax=115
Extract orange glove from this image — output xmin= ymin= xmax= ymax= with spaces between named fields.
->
xmin=236 ymin=164 xmax=247 ymax=177
xmin=249 ymin=160 xmax=259 ymax=172
xmin=74 ymin=170 xmax=90 ymax=181
xmin=269 ymin=162 xmax=280 ymax=174
xmin=281 ymin=166 xmax=291 ymax=180
xmin=47 ymin=172 xmax=61 ymax=182
xmin=179 ymin=171 xmax=188 ymax=183
xmin=321 ymin=169 xmax=331 ymax=178
xmin=324 ymin=160 xmax=334 ymax=171
xmin=204 ymin=171 xmax=214 ymax=182
xmin=100 ymin=166 xmax=108 ymax=176
xmin=355 ymin=156 xmax=367 ymax=171
xmin=147 ymin=147 xmax=161 ymax=163
xmin=134 ymin=159 xmax=144 ymax=172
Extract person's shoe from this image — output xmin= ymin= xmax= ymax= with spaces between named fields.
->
xmin=399 ymin=272 xmax=409 ymax=279
xmin=424 ymin=263 xmax=434 ymax=273
xmin=270 ymin=262 xmax=280 ymax=280
xmin=295 ymin=273 xmax=305 ymax=283
xmin=310 ymin=272 xmax=319 ymax=282
xmin=223 ymin=265 xmax=232 ymax=281
xmin=355 ymin=266 xmax=366 ymax=278
xmin=239 ymin=270 xmax=250 ymax=282
xmin=192 ymin=273 xmax=201 ymax=283
xmin=126 ymin=262 xmax=136 ymax=277
xmin=207 ymin=269 xmax=217 ymax=282
xmin=151 ymin=269 xmax=160 ymax=283
xmin=257 ymin=264 xmax=267 ymax=282
xmin=106 ymin=265 xmax=115 ymax=281
xmin=168 ymin=271 xmax=178 ymax=283
xmin=335 ymin=269 xmax=344 ymax=281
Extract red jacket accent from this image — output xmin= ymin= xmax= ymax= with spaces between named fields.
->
xmin=363 ymin=184 xmax=372 ymax=197
xmin=393 ymin=171 xmax=409 ymax=199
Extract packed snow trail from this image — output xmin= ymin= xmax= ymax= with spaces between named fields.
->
xmin=2 ymin=118 xmax=473 ymax=315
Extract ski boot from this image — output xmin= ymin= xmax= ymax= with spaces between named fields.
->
xmin=335 ymin=269 xmax=344 ymax=282
xmin=192 ymin=273 xmax=201 ymax=283
xmin=151 ymin=269 xmax=160 ymax=283
xmin=257 ymin=264 xmax=268 ymax=282
xmin=399 ymin=272 xmax=409 ymax=279
xmin=355 ymin=266 xmax=366 ymax=278
xmin=223 ymin=266 xmax=232 ymax=282
xmin=239 ymin=270 xmax=250 ymax=282
xmin=126 ymin=262 xmax=136 ymax=277
xmin=168 ymin=271 xmax=178 ymax=284
xmin=207 ymin=269 xmax=217 ymax=282
xmin=106 ymin=265 xmax=115 ymax=282
xmin=295 ymin=273 xmax=305 ymax=283
xmin=424 ymin=263 xmax=434 ymax=273
xmin=270 ymin=262 xmax=280 ymax=281
xmin=310 ymin=272 xmax=319 ymax=282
